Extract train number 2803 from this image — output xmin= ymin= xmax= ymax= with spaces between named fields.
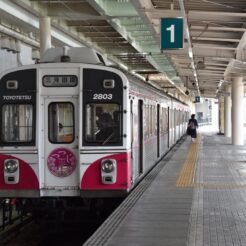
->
xmin=93 ymin=94 xmax=113 ymax=100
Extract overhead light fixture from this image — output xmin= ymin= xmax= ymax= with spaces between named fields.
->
xmin=119 ymin=63 xmax=128 ymax=70
xmin=218 ymin=80 xmax=224 ymax=88
xmin=188 ymin=47 xmax=193 ymax=58
xmin=216 ymin=80 xmax=225 ymax=96
xmin=134 ymin=73 xmax=146 ymax=81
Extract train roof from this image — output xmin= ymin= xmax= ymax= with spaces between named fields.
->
xmin=40 ymin=46 xmax=107 ymax=65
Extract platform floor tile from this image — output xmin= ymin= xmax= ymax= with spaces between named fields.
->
xmin=85 ymin=127 xmax=246 ymax=246
xmin=188 ymin=131 xmax=246 ymax=246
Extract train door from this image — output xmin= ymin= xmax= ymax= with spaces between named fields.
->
xmin=170 ymin=108 xmax=174 ymax=146
xmin=174 ymin=109 xmax=177 ymax=142
xmin=43 ymin=98 xmax=79 ymax=196
xmin=178 ymin=110 xmax=181 ymax=139
xmin=167 ymin=107 xmax=170 ymax=148
xmin=157 ymin=104 xmax=160 ymax=158
xmin=130 ymin=100 xmax=134 ymax=181
xmin=169 ymin=108 xmax=172 ymax=146
xmin=138 ymin=100 xmax=143 ymax=175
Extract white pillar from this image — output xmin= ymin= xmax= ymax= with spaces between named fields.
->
xmin=232 ymin=77 xmax=244 ymax=145
xmin=218 ymin=97 xmax=224 ymax=134
xmin=224 ymin=85 xmax=231 ymax=137
xmin=40 ymin=17 xmax=51 ymax=58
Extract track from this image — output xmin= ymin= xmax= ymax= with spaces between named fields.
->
xmin=0 ymin=198 xmax=123 ymax=246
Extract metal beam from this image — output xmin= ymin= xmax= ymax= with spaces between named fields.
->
xmin=236 ymin=32 xmax=246 ymax=60
xmin=164 ymin=47 xmax=234 ymax=59
xmin=189 ymin=10 xmax=246 ymax=18
xmin=192 ymin=43 xmax=236 ymax=50
xmin=192 ymin=37 xmax=240 ymax=43
xmin=191 ymin=25 xmax=246 ymax=32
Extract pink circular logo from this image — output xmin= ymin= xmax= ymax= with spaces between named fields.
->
xmin=47 ymin=148 xmax=76 ymax=177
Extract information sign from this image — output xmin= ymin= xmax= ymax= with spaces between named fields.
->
xmin=161 ymin=18 xmax=184 ymax=49
xmin=195 ymin=96 xmax=200 ymax=103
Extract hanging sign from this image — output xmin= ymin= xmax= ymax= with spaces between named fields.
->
xmin=161 ymin=18 xmax=184 ymax=49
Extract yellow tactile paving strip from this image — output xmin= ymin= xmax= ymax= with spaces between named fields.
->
xmin=176 ymin=135 xmax=201 ymax=187
xmin=176 ymin=134 xmax=246 ymax=189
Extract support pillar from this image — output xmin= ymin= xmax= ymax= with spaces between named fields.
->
xmin=218 ymin=97 xmax=224 ymax=134
xmin=40 ymin=17 xmax=51 ymax=58
xmin=232 ymin=77 xmax=244 ymax=145
xmin=224 ymin=85 xmax=231 ymax=137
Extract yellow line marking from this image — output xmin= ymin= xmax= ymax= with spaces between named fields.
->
xmin=176 ymin=135 xmax=200 ymax=187
xmin=176 ymin=134 xmax=246 ymax=189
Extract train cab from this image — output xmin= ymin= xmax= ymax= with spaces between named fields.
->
xmin=0 ymin=47 xmax=132 ymax=198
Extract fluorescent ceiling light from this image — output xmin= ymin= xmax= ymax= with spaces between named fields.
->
xmin=188 ymin=47 xmax=193 ymax=58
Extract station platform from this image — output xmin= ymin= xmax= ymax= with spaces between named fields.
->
xmin=84 ymin=126 xmax=246 ymax=246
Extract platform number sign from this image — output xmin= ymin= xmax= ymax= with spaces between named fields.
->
xmin=161 ymin=18 xmax=184 ymax=49
xmin=195 ymin=96 xmax=200 ymax=103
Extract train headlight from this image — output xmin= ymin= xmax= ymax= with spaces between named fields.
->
xmin=101 ymin=159 xmax=115 ymax=173
xmin=101 ymin=159 xmax=117 ymax=184
xmin=4 ymin=159 xmax=19 ymax=173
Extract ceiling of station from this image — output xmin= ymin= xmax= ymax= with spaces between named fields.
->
xmin=1 ymin=0 xmax=246 ymax=100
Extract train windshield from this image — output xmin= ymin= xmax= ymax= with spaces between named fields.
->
xmin=85 ymin=103 xmax=122 ymax=145
xmin=2 ymin=104 xmax=33 ymax=143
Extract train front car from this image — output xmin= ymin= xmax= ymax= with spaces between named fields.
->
xmin=80 ymin=68 xmax=131 ymax=197
xmin=0 ymin=48 xmax=132 ymax=203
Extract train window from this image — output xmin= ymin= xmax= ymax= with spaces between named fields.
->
xmin=84 ymin=103 xmax=121 ymax=145
xmin=48 ymin=103 xmax=74 ymax=143
xmin=2 ymin=104 xmax=33 ymax=143
xmin=160 ymin=108 xmax=163 ymax=133
xmin=144 ymin=105 xmax=150 ymax=138
xmin=150 ymin=106 xmax=153 ymax=135
xmin=152 ymin=106 xmax=156 ymax=135
xmin=160 ymin=108 xmax=168 ymax=133
xmin=170 ymin=109 xmax=173 ymax=128
xmin=164 ymin=108 xmax=168 ymax=132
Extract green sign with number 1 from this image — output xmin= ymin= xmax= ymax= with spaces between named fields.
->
xmin=161 ymin=18 xmax=183 ymax=49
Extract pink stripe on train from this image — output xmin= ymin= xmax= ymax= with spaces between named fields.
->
xmin=81 ymin=152 xmax=131 ymax=190
xmin=0 ymin=154 xmax=39 ymax=189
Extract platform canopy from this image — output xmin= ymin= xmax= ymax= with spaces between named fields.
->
xmin=1 ymin=0 xmax=246 ymax=100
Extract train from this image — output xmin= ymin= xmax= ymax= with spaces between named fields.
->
xmin=0 ymin=47 xmax=189 ymax=211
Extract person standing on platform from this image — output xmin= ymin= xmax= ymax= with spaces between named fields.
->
xmin=187 ymin=114 xmax=198 ymax=142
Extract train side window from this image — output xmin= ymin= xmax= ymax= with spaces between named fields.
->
xmin=164 ymin=108 xmax=168 ymax=132
xmin=84 ymin=103 xmax=121 ymax=145
xmin=150 ymin=105 xmax=153 ymax=135
xmin=160 ymin=107 xmax=167 ymax=133
xmin=48 ymin=102 xmax=74 ymax=143
xmin=2 ymin=104 xmax=33 ymax=143
xmin=144 ymin=104 xmax=149 ymax=139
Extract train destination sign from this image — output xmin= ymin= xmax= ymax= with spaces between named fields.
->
xmin=43 ymin=75 xmax=78 ymax=87
xmin=160 ymin=18 xmax=184 ymax=49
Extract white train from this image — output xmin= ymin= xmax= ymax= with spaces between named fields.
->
xmin=0 ymin=47 xmax=189 ymax=202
